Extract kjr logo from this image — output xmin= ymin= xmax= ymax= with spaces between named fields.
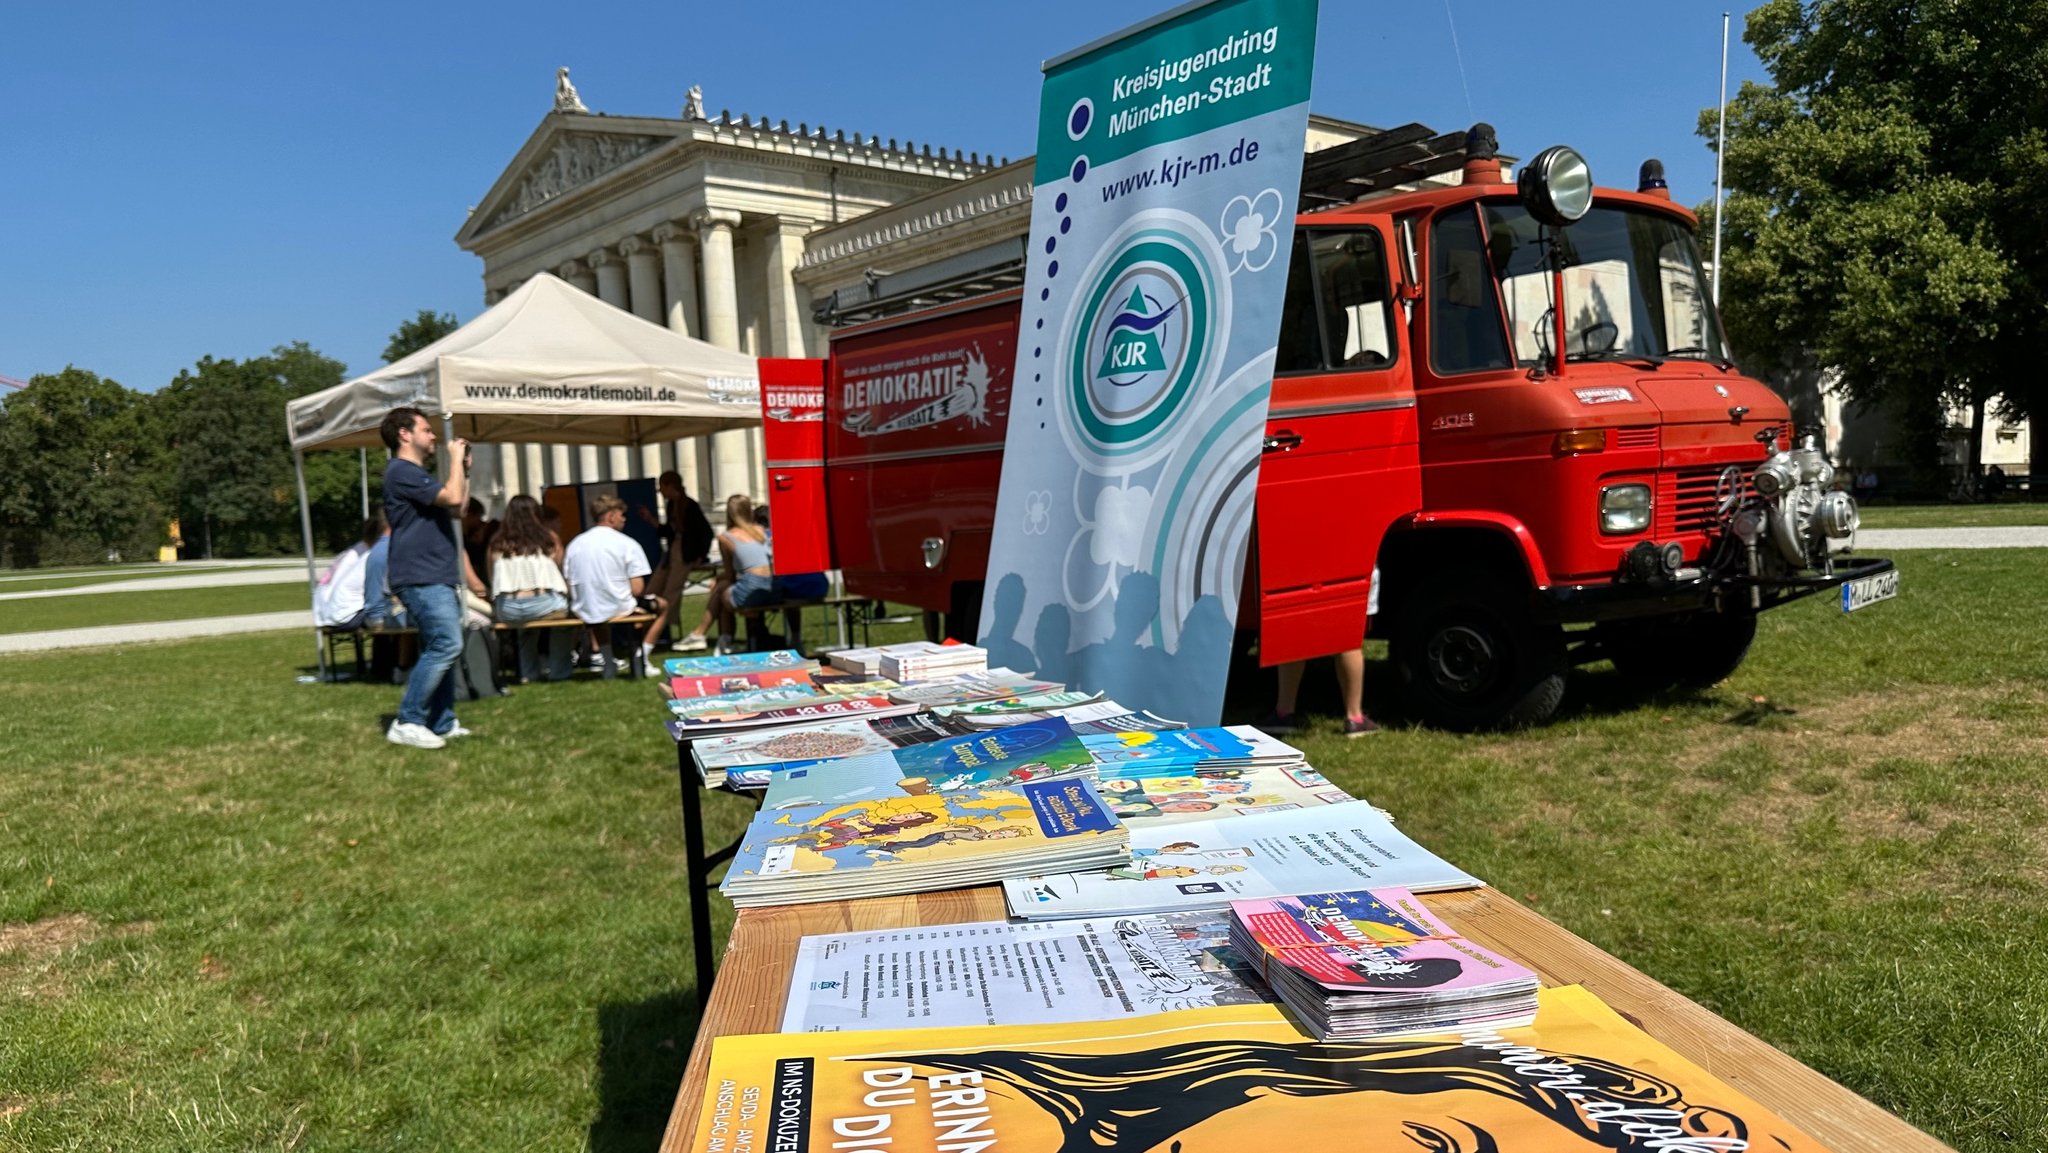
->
xmin=1097 ymin=286 xmax=1176 ymax=385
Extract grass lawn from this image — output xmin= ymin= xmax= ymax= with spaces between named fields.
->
xmin=1 ymin=560 xmax=2043 ymax=1150
xmin=1858 ymin=501 xmax=2048 ymax=529
xmin=0 ymin=583 xmax=310 ymax=635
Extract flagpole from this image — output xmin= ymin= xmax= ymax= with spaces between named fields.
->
xmin=1713 ymin=11 xmax=1730 ymax=305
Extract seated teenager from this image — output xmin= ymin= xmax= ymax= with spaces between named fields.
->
xmin=562 ymin=494 xmax=663 ymax=676
xmin=488 ymin=494 xmax=573 ymax=683
xmin=680 ymin=495 xmax=778 ymax=654
xmin=314 ymin=513 xmax=385 ymax=631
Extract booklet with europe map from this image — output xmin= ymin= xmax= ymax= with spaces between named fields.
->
xmin=692 ymin=984 xmax=1831 ymax=1153
xmin=1003 ymin=803 xmax=1480 ymax=919
xmin=782 ymin=910 xmax=1268 ymax=1032
xmin=720 ymin=776 xmax=1126 ymax=907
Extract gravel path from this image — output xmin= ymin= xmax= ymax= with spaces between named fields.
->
xmin=0 ymin=566 xmax=317 ymax=602
xmin=1854 ymin=526 xmax=2048 ymax=550
xmin=0 ymin=611 xmax=312 ymax=654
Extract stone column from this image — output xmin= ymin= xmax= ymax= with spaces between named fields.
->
xmin=610 ymin=445 xmax=634 ymax=479
xmin=558 ymin=258 xmax=597 ymax=294
xmin=579 ymin=445 xmax=602 ymax=483
xmin=550 ymin=445 xmax=572 ymax=486
xmin=590 ymin=246 xmax=629 ymax=310
xmin=653 ymin=222 xmax=700 ymax=338
xmin=691 ymin=209 xmax=743 ymax=350
xmin=522 ymin=444 xmax=546 ymax=495
xmin=763 ymin=216 xmax=814 ymax=357
xmin=621 ymin=235 xmax=664 ymax=324
xmin=484 ymin=286 xmax=507 ymax=306
xmin=641 ymin=444 xmax=665 ymax=478
xmin=494 ymin=444 xmax=519 ymax=508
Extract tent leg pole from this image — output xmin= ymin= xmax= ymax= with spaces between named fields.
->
xmin=293 ymin=449 xmax=327 ymax=682
xmin=359 ymin=447 xmax=370 ymax=519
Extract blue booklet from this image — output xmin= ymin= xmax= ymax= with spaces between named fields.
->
xmin=761 ymin=716 xmax=1095 ymax=810
xmin=662 ymin=649 xmax=814 ymax=678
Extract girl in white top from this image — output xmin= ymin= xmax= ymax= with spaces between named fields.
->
xmin=488 ymin=495 xmax=573 ymax=682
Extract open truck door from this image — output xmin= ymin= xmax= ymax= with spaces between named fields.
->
xmin=759 ymin=357 xmax=832 ymax=575
xmin=1253 ymin=225 xmax=1422 ymax=664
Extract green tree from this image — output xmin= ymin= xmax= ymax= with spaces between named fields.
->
xmin=159 ymin=344 xmax=356 ymax=557
xmin=0 ymin=368 xmax=165 ymax=565
xmin=383 ymin=309 xmax=459 ymax=364
xmin=1703 ymin=0 xmax=2048 ymax=490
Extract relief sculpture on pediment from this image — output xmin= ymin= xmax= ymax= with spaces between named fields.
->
xmin=487 ymin=133 xmax=660 ymax=230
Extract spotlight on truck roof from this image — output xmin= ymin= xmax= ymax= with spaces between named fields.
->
xmin=1517 ymin=145 xmax=1594 ymax=227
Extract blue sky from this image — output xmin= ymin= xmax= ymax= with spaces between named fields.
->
xmin=0 ymin=0 xmax=1767 ymax=391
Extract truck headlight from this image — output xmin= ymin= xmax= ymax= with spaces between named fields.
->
xmin=1600 ymin=484 xmax=1652 ymax=534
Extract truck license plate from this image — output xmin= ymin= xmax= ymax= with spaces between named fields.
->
xmin=1841 ymin=570 xmax=1900 ymax=613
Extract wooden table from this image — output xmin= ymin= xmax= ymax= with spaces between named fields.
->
xmin=656 ymin=885 xmax=1952 ymax=1153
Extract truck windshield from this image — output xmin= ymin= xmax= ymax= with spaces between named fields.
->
xmin=1479 ymin=203 xmax=1727 ymax=367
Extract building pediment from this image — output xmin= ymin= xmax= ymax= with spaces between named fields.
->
xmin=460 ymin=114 xmax=682 ymax=244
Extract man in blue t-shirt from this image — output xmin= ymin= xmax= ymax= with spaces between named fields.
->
xmin=380 ymin=406 xmax=471 ymax=749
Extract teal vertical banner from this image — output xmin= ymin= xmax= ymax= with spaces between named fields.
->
xmin=977 ymin=0 xmax=1318 ymax=726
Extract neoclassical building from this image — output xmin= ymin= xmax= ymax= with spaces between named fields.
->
xmin=455 ymin=73 xmax=1005 ymax=506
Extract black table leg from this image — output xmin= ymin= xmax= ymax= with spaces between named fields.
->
xmin=676 ymin=736 xmax=716 ymax=1009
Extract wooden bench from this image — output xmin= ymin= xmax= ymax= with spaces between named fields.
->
xmin=729 ymin=593 xmax=880 ymax=654
xmin=322 ymin=612 xmax=659 ymax=682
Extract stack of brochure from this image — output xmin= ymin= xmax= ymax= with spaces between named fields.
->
xmin=933 ymin=689 xmax=1103 ymax=721
xmin=887 ymin=671 xmax=1062 ymax=707
xmin=879 ymin=641 xmax=987 ymax=682
xmin=758 ymin=716 xmax=1099 ymax=808
xmin=1228 ymin=887 xmax=1539 ymax=1039
xmin=722 ymin=717 xmax=1123 ymax=906
xmin=1076 ymin=726 xmax=1357 ymax=829
xmin=665 ymin=690 xmax=921 ymax=737
xmin=722 ymin=775 xmax=1126 ymax=907
xmin=693 ymin=710 xmax=1050 ymax=789
xmin=1003 ymin=804 xmax=1481 ymax=920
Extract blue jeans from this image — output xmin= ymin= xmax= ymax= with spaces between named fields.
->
xmin=494 ymin=591 xmax=573 ymax=682
xmin=394 ymin=584 xmax=462 ymax=735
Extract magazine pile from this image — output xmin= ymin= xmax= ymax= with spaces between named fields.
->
xmin=1228 ymin=887 xmax=1539 ymax=1039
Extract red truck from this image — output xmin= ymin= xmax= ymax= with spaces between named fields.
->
xmin=760 ymin=125 xmax=1895 ymax=730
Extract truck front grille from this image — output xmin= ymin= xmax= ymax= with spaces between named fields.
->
xmin=1659 ymin=465 xmax=1755 ymax=536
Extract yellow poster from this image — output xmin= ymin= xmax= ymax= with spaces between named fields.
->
xmin=690 ymin=984 xmax=1828 ymax=1152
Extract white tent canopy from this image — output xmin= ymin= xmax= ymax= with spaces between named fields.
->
xmin=286 ymin=272 xmax=762 ymax=452
xmin=286 ymin=272 xmax=764 ymax=678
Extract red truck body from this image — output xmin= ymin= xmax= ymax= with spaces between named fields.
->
xmin=765 ymin=157 xmax=1892 ymax=729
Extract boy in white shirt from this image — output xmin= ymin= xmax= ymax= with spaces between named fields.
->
xmin=562 ymin=494 xmax=663 ymax=675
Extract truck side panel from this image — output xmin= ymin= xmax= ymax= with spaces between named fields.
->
xmin=826 ymin=293 xmax=1020 ymax=612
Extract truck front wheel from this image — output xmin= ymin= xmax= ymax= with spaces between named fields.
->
xmin=1390 ymin=575 xmax=1566 ymax=731
xmin=1603 ymin=612 xmax=1757 ymax=691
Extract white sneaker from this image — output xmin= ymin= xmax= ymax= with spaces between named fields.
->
xmin=584 ymin=652 xmax=607 ymax=670
xmin=386 ymin=722 xmax=446 ymax=750
xmin=677 ymin=634 xmax=708 ymax=652
xmin=442 ymin=723 xmax=475 ymax=739
xmin=641 ymin=658 xmax=665 ymax=679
